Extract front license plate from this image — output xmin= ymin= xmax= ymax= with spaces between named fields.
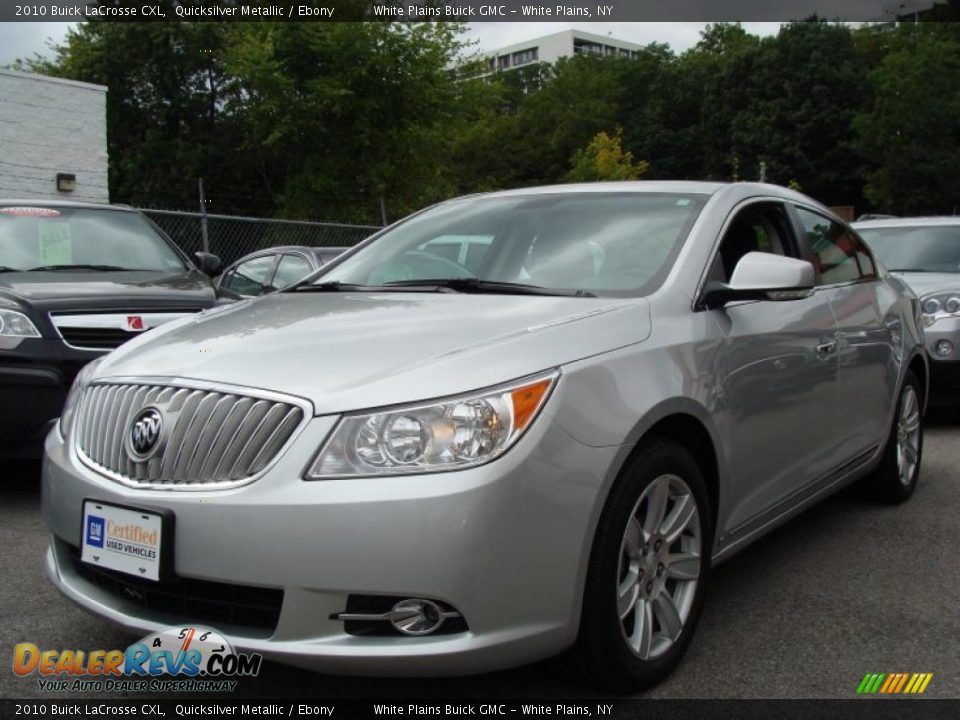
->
xmin=81 ymin=501 xmax=163 ymax=581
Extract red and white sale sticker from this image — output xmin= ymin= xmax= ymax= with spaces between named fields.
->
xmin=0 ymin=207 xmax=61 ymax=218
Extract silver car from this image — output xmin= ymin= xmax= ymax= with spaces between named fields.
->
xmin=43 ymin=182 xmax=926 ymax=690
xmin=854 ymin=216 xmax=960 ymax=405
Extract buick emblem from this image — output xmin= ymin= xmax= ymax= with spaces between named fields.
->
xmin=127 ymin=407 xmax=163 ymax=460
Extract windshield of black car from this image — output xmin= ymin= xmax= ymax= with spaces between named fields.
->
xmin=858 ymin=225 xmax=960 ymax=273
xmin=314 ymin=192 xmax=707 ymax=297
xmin=0 ymin=206 xmax=185 ymax=272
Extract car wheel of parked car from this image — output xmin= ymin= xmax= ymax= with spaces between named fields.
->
xmin=575 ymin=438 xmax=712 ymax=691
xmin=871 ymin=371 xmax=924 ymax=504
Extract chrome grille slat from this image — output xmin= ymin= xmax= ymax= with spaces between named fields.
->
xmin=218 ymin=400 xmax=271 ymax=480
xmin=110 ymin=386 xmax=137 ymax=472
xmin=249 ymin=407 xmax=302 ymax=475
xmin=229 ymin=403 xmax=288 ymax=480
xmin=97 ymin=386 xmax=121 ymax=462
xmin=164 ymin=390 xmax=205 ymax=481
xmin=76 ymin=381 xmax=305 ymax=489
xmin=172 ymin=392 xmax=222 ymax=482
xmin=185 ymin=395 xmax=234 ymax=483
xmin=206 ymin=398 xmax=255 ymax=480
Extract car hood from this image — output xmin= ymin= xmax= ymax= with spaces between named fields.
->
xmin=889 ymin=271 xmax=960 ymax=298
xmin=0 ymin=270 xmax=216 ymax=310
xmin=97 ymin=292 xmax=651 ymax=414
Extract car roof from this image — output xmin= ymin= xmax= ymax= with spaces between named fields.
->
xmin=0 ymin=199 xmax=136 ymax=212
xmin=228 ymin=246 xmax=348 ymax=266
xmin=462 ymin=180 xmax=832 ymax=213
xmin=476 ymin=180 xmax=728 ymax=199
xmin=853 ymin=216 xmax=960 ymax=229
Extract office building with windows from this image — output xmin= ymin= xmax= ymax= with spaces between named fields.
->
xmin=480 ymin=29 xmax=645 ymax=75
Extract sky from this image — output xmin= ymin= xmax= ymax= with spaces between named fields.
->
xmin=0 ymin=21 xmax=785 ymax=68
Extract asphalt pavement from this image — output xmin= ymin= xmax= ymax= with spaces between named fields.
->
xmin=3 ymin=413 xmax=958 ymax=700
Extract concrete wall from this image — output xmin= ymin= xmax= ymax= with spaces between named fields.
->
xmin=0 ymin=70 xmax=108 ymax=203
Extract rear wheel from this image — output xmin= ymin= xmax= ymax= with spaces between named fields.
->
xmin=870 ymin=371 xmax=923 ymax=504
xmin=575 ymin=439 xmax=712 ymax=691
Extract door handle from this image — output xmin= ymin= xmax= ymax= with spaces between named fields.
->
xmin=815 ymin=340 xmax=838 ymax=356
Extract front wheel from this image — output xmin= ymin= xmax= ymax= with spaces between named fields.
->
xmin=575 ymin=438 xmax=712 ymax=692
xmin=870 ymin=371 xmax=923 ymax=504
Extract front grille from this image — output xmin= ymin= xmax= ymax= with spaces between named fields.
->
xmin=59 ymin=327 xmax=139 ymax=350
xmin=77 ymin=382 xmax=305 ymax=487
xmin=68 ymin=545 xmax=283 ymax=631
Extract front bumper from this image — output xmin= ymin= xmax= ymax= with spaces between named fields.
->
xmin=0 ymin=338 xmax=102 ymax=456
xmin=923 ymin=317 xmax=960 ymax=405
xmin=42 ymin=400 xmax=623 ymax=676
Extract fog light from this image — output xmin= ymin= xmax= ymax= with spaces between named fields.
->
xmin=389 ymin=599 xmax=445 ymax=636
xmin=936 ymin=340 xmax=954 ymax=357
xmin=334 ymin=594 xmax=466 ymax=636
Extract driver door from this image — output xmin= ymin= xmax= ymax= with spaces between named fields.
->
xmin=705 ymin=201 xmax=843 ymax=538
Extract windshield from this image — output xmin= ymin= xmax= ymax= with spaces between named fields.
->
xmin=314 ymin=192 xmax=707 ymax=297
xmin=858 ymin=225 xmax=960 ymax=273
xmin=0 ymin=206 xmax=185 ymax=272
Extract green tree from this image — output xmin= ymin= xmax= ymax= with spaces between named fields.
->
xmin=701 ymin=21 xmax=868 ymax=205
xmin=854 ymin=25 xmax=960 ymax=214
xmin=22 ymin=17 xmax=258 ymax=213
xmin=223 ymin=21 xmax=468 ymax=222
xmin=566 ymin=130 xmax=649 ymax=182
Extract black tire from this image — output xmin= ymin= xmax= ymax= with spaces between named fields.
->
xmin=574 ymin=437 xmax=713 ymax=692
xmin=869 ymin=370 xmax=924 ymax=504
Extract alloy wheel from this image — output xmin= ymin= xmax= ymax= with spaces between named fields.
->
xmin=895 ymin=384 xmax=921 ymax=486
xmin=616 ymin=473 xmax=701 ymax=660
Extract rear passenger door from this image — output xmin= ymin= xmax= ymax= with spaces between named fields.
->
xmin=791 ymin=205 xmax=899 ymax=458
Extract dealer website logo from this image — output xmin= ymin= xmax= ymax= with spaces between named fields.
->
xmin=857 ymin=672 xmax=934 ymax=695
xmin=13 ymin=625 xmax=262 ymax=693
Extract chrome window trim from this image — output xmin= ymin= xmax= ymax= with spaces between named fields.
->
xmin=74 ymin=376 xmax=315 ymax=492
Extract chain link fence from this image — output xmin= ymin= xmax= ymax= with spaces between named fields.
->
xmin=140 ymin=209 xmax=382 ymax=266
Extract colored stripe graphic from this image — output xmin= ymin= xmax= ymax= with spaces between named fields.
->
xmin=858 ymin=673 xmax=933 ymax=694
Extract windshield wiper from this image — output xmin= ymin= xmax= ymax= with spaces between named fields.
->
xmin=0 ymin=265 xmax=21 ymax=273
xmin=381 ymin=278 xmax=597 ymax=297
xmin=290 ymin=280 xmax=378 ymax=292
xmin=27 ymin=264 xmax=129 ymax=272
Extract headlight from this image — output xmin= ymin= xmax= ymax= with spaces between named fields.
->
xmin=59 ymin=356 xmax=105 ymax=440
xmin=0 ymin=309 xmax=40 ymax=337
xmin=306 ymin=371 xmax=559 ymax=479
xmin=921 ymin=291 xmax=960 ymax=326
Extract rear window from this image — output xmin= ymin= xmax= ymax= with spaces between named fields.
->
xmin=0 ymin=206 xmax=185 ymax=272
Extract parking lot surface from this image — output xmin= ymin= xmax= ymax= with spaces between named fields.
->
xmin=3 ymin=415 xmax=959 ymax=700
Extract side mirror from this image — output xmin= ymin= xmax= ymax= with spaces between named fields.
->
xmin=701 ymin=252 xmax=815 ymax=309
xmin=194 ymin=252 xmax=222 ymax=276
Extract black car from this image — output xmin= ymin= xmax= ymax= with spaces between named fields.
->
xmin=0 ymin=200 xmax=222 ymax=457
xmin=217 ymin=245 xmax=348 ymax=298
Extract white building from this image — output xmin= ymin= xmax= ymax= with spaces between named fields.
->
xmin=480 ymin=29 xmax=645 ymax=74
xmin=0 ymin=70 xmax=109 ymax=203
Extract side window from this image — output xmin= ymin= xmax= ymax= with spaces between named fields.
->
xmin=852 ymin=233 xmax=877 ymax=278
xmin=795 ymin=207 xmax=863 ymax=285
xmin=273 ymin=254 xmax=313 ymax=289
xmin=710 ymin=203 xmax=793 ymax=284
xmin=220 ymin=255 xmax=276 ymax=296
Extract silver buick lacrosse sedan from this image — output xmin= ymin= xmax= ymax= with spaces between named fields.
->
xmin=43 ymin=182 xmax=927 ymax=690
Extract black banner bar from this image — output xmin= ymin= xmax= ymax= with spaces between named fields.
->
xmin=2 ymin=0 xmax=958 ymax=23
xmin=3 ymin=700 xmax=960 ymax=720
